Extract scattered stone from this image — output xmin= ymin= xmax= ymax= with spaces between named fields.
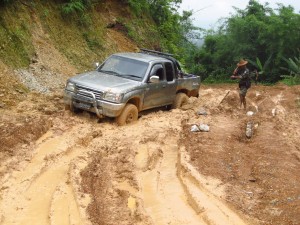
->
xmin=248 ymin=177 xmax=256 ymax=182
xmin=246 ymin=122 xmax=253 ymax=138
xmin=92 ymin=130 xmax=103 ymax=138
xmin=0 ymin=102 xmax=6 ymax=108
xmin=272 ymin=108 xmax=276 ymax=116
xmin=199 ymin=124 xmax=210 ymax=132
xmin=246 ymin=111 xmax=254 ymax=116
xmin=197 ymin=108 xmax=207 ymax=116
xmin=245 ymin=191 xmax=253 ymax=196
xmin=191 ymin=123 xmax=210 ymax=132
xmin=191 ymin=125 xmax=200 ymax=132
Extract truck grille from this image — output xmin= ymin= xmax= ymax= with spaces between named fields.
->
xmin=76 ymin=85 xmax=104 ymax=100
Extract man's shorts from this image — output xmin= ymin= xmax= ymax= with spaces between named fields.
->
xmin=239 ymin=87 xmax=248 ymax=96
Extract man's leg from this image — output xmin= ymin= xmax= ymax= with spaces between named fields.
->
xmin=239 ymin=87 xmax=247 ymax=109
xmin=242 ymin=95 xmax=246 ymax=109
xmin=239 ymin=94 xmax=243 ymax=108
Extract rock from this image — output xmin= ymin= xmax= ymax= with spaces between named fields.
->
xmin=248 ymin=177 xmax=256 ymax=182
xmin=92 ymin=130 xmax=103 ymax=138
xmin=191 ymin=125 xmax=200 ymax=132
xmin=246 ymin=111 xmax=254 ymax=116
xmin=0 ymin=102 xmax=6 ymax=108
xmin=246 ymin=122 xmax=253 ymax=138
xmin=272 ymin=108 xmax=276 ymax=116
xmin=197 ymin=108 xmax=207 ymax=115
xmin=199 ymin=124 xmax=210 ymax=132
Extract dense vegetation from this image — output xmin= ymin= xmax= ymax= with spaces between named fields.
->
xmin=185 ymin=0 xmax=300 ymax=84
xmin=0 ymin=0 xmax=198 ymax=69
xmin=0 ymin=0 xmax=299 ymax=84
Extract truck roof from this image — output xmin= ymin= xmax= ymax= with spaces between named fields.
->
xmin=113 ymin=52 xmax=172 ymax=64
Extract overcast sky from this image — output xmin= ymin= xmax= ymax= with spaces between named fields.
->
xmin=180 ymin=0 xmax=300 ymax=29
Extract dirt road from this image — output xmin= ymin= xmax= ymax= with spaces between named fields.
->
xmin=0 ymin=84 xmax=299 ymax=225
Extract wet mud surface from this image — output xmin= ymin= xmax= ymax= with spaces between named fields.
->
xmin=0 ymin=84 xmax=300 ymax=225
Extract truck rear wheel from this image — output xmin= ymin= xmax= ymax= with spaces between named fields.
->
xmin=116 ymin=103 xmax=138 ymax=126
xmin=172 ymin=93 xmax=188 ymax=109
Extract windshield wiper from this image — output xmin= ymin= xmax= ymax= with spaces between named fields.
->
xmin=100 ymin=70 xmax=120 ymax=76
xmin=121 ymin=74 xmax=142 ymax=79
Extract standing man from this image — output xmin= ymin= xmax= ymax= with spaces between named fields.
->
xmin=231 ymin=59 xmax=251 ymax=109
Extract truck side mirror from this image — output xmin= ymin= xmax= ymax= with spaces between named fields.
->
xmin=94 ymin=62 xmax=100 ymax=69
xmin=149 ymin=75 xmax=160 ymax=83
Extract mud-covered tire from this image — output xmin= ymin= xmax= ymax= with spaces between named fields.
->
xmin=65 ymin=104 xmax=70 ymax=110
xmin=116 ymin=103 xmax=138 ymax=126
xmin=65 ymin=103 xmax=81 ymax=113
xmin=172 ymin=93 xmax=188 ymax=109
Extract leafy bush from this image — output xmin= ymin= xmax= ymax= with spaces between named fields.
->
xmin=281 ymin=56 xmax=300 ymax=85
xmin=61 ymin=0 xmax=86 ymax=15
xmin=127 ymin=0 xmax=148 ymax=15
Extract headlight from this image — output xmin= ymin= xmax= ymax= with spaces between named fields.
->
xmin=66 ymin=82 xmax=76 ymax=92
xmin=103 ymin=92 xmax=123 ymax=103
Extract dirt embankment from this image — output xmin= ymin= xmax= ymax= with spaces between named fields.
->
xmin=1 ymin=83 xmax=299 ymax=225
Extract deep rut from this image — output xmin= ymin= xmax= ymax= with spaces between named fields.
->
xmin=133 ymin=113 xmax=248 ymax=225
xmin=0 ymin=126 xmax=92 ymax=225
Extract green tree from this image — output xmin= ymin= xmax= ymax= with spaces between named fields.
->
xmin=185 ymin=0 xmax=300 ymax=83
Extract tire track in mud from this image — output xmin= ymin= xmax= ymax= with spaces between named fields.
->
xmin=0 ymin=125 xmax=93 ymax=225
xmin=134 ymin=138 xmax=247 ymax=225
xmin=135 ymin=140 xmax=207 ymax=225
xmin=132 ymin=108 xmax=248 ymax=225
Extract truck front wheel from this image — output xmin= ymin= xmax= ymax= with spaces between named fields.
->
xmin=116 ymin=103 xmax=138 ymax=125
xmin=172 ymin=93 xmax=188 ymax=109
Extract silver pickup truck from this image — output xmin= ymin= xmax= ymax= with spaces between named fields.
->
xmin=64 ymin=49 xmax=201 ymax=125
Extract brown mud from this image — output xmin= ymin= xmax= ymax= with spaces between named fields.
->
xmin=0 ymin=84 xmax=299 ymax=225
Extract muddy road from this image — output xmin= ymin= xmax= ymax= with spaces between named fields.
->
xmin=0 ymin=84 xmax=300 ymax=225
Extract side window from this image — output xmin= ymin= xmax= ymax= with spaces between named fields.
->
xmin=150 ymin=64 xmax=164 ymax=81
xmin=165 ymin=62 xmax=174 ymax=82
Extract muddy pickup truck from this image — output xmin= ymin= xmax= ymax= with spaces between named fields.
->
xmin=64 ymin=49 xmax=201 ymax=125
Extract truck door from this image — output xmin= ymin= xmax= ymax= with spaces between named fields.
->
xmin=143 ymin=64 xmax=168 ymax=109
xmin=162 ymin=61 xmax=177 ymax=105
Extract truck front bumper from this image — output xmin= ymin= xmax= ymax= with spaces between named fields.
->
xmin=64 ymin=90 xmax=125 ymax=118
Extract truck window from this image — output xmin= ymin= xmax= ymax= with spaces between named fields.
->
xmin=150 ymin=64 xmax=164 ymax=81
xmin=165 ymin=62 xmax=174 ymax=82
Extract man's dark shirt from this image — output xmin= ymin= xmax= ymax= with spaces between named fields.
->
xmin=235 ymin=67 xmax=251 ymax=88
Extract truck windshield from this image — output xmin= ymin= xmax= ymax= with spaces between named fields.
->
xmin=99 ymin=55 xmax=148 ymax=81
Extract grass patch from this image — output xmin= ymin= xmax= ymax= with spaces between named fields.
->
xmin=0 ymin=6 xmax=34 ymax=68
xmin=82 ymin=32 xmax=104 ymax=51
xmin=280 ymin=75 xmax=300 ymax=86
